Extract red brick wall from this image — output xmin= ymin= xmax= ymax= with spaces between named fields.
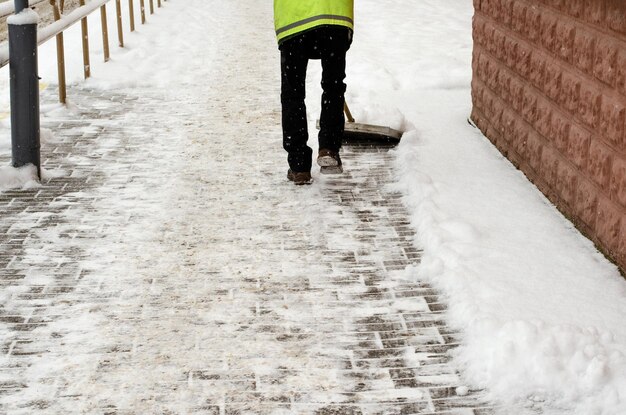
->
xmin=470 ymin=0 xmax=626 ymax=272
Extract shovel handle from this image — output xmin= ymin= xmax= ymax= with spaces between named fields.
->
xmin=344 ymin=102 xmax=355 ymax=123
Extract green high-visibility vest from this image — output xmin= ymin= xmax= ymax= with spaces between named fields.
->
xmin=274 ymin=0 xmax=354 ymax=43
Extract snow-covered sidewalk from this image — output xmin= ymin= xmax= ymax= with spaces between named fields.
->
xmin=0 ymin=0 xmax=625 ymax=414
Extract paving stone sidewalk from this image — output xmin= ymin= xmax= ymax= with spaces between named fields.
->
xmin=0 ymin=3 xmax=496 ymax=414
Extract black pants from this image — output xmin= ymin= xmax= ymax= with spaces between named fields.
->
xmin=280 ymin=26 xmax=352 ymax=172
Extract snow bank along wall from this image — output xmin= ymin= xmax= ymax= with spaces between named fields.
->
xmin=470 ymin=0 xmax=626 ymax=272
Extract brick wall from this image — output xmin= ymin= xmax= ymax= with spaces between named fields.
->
xmin=470 ymin=0 xmax=626 ymax=272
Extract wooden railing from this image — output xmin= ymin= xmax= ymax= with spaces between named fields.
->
xmin=0 ymin=0 xmax=166 ymax=103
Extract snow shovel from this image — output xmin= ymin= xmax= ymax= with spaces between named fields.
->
xmin=317 ymin=102 xmax=403 ymax=145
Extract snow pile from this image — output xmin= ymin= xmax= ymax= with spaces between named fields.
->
xmin=348 ymin=103 xmax=410 ymax=133
xmin=0 ymin=163 xmax=39 ymax=190
xmin=344 ymin=0 xmax=626 ymax=413
xmin=394 ymin=131 xmax=626 ymax=414
xmin=465 ymin=319 xmax=626 ymax=413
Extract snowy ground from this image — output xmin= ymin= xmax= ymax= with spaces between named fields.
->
xmin=340 ymin=2 xmax=626 ymax=414
xmin=0 ymin=0 xmax=625 ymax=414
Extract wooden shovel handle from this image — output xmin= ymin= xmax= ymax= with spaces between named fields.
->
xmin=344 ymin=102 xmax=355 ymax=123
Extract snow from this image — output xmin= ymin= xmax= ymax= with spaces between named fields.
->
xmin=331 ymin=0 xmax=626 ymax=413
xmin=0 ymin=0 xmax=624 ymax=413
xmin=0 ymin=163 xmax=39 ymax=189
xmin=6 ymin=8 xmax=38 ymax=25
xmin=38 ymin=0 xmax=110 ymax=46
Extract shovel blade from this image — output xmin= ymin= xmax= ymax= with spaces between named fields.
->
xmin=316 ymin=120 xmax=403 ymax=145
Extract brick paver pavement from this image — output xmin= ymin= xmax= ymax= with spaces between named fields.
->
xmin=0 ymin=2 xmax=495 ymax=414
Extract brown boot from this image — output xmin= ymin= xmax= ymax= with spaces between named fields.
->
xmin=287 ymin=169 xmax=312 ymax=185
xmin=317 ymin=149 xmax=343 ymax=174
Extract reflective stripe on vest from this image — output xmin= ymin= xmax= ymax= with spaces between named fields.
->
xmin=276 ymin=14 xmax=353 ymax=37
xmin=274 ymin=0 xmax=354 ymax=43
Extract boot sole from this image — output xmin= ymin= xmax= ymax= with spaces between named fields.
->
xmin=320 ymin=165 xmax=344 ymax=174
xmin=317 ymin=155 xmax=340 ymax=167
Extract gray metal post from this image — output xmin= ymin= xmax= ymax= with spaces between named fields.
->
xmin=9 ymin=0 xmax=41 ymax=178
xmin=14 ymin=0 xmax=28 ymax=12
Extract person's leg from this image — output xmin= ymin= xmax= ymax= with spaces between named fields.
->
xmin=318 ymin=26 xmax=352 ymax=153
xmin=280 ymin=36 xmax=312 ymax=173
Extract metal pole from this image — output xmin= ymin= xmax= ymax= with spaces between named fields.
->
xmin=9 ymin=0 xmax=41 ymax=177
xmin=14 ymin=0 xmax=28 ymax=12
